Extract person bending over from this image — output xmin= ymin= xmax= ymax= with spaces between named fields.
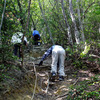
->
xmin=39 ymin=45 xmax=66 ymax=81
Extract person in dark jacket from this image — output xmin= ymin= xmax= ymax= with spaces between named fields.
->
xmin=32 ymin=28 xmax=41 ymax=45
xmin=39 ymin=45 xmax=66 ymax=81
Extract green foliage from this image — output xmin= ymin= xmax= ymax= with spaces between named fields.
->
xmin=0 ymin=64 xmax=11 ymax=81
xmin=65 ymin=44 xmax=85 ymax=68
xmin=66 ymin=45 xmax=77 ymax=57
xmin=67 ymin=76 xmax=100 ymax=100
xmin=84 ymin=1 xmax=100 ymax=41
xmin=80 ymin=43 xmax=90 ymax=58
xmin=0 ymin=0 xmax=99 ymax=88
xmin=73 ymin=60 xmax=83 ymax=68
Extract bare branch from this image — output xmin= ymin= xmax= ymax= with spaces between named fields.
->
xmin=82 ymin=2 xmax=95 ymax=18
xmin=31 ymin=62 xmax=37 ymax=100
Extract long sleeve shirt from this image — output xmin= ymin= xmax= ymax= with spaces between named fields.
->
xmin=41 ymin=46 xmax=53 ymax=61
xmin=41 ymin=45 xmax=63 ymax=61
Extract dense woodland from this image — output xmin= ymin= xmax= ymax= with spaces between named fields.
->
xmin=0 ymin=0 xmax=100 ymax=100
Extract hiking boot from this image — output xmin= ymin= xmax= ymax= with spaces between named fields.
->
xmin=59 ymin=76 xmax=64 ymax=81
xmin=50 ymin=72 xmax=56 ymax=82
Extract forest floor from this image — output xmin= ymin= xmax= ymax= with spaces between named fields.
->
xmin=0 ymin=45 xmax=100 ymax=100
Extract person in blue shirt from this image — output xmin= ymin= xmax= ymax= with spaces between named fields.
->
xmin=32 ymin=28 xmax=41 ymax=45
xmin=39 ymin=45 xmax=66 ymax=81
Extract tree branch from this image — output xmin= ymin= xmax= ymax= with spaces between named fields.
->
xmin=82 ymin=2 xmax=95 ymax=18
xmin=17 ymin=0 xmax=24 ymax=26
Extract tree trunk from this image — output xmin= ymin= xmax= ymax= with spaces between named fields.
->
xmin=0 ymin=0 xmax=6 ymax=43
xmin=61 ymin=0 xmax=73 ymax=45
xmin=99 ymin=24 xmax=100 ymax=33
xmin=49 ymin=0 xmax=65 ymax=38
xmin=0 ymin=0 xmax=6 ymax=63
xmin=76 ymin=0 xmax=85 ymax=42
xmin=69 ymin=0 xmax=80 ymax=44
xmin=38 ymin=0 xmax=55 ymax=45
xmin=30 ymin=14 xmax=35 ymax=31
xmin=17 ymin=0 xmax=24 ymax=28
xmin=22 ymin=0 xmax=31 ymax=66
xmin=25 ymin=0 xmax=31 ymax=32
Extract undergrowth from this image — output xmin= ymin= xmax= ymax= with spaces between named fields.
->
xmin=66 ymin=75 xmax=100 ymax=100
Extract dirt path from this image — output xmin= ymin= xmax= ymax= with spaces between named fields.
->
xmin=0 ymin=46 xmax=98 ymax=100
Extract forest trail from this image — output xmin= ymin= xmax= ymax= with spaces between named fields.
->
xmin=0 ymin=45 xmax=97 ymax=100
xmin=23 ymin=45 xmax=74 ymax=100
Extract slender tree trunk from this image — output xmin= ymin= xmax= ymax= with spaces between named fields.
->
xmin=0 ymin=0 xmax=6 ymax=42
xmin=17 ymin=0 xmax=25 ymax=67
xmin=21 ymin=0 xmax=31 ymax=66
xmin=61 ymin=0 xmax=73 ymax=45
xmin=30 ymin=14 xmax=35 ymax=31
xmin=38 ymin=0 xmax=54 ymax=45
xmin=76 ymin=0 xmax=85 ymax=42
xmin=69 ymin=0 xmax=80 ymax=44
xmin=25 ymin=0 xmax=31 ymax=31
xmin=54 ymin=0 xmax=66 ymax=33
xmin=0 ymin=0 xmax=6 ymax=63
xmin=49 ymin=0 xmax=66 ymax=42
xmin=17 ymin=0 xmax=24 ymax=28
xmin=53 ymin=0 xmax=72 ymax=44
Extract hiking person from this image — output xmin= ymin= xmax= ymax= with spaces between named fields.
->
xmin=11 ymin=32 xmax=28 ymax=58
xmin=32 ymin=28 xmax=41 ymax=45
xmin=39 ymin=45 xmax=66 ymax=81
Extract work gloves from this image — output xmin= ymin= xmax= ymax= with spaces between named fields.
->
xmin=39 ymin=61 xmax=43 ymax=66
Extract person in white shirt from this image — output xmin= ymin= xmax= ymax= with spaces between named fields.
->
xmin=11 ymin=32 xmax=28 ymax=58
